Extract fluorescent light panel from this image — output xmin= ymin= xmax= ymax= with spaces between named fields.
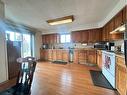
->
xmin=47 ymin=15 xmax=74 ymax=25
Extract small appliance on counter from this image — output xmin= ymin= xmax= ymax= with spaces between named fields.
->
xmin=42 ymin=44 xmax=49 ymax=49
xmin=94 ymin=42 xmax=107 ymax=50
xmin=106 ymin=42 xmax=114 ymax=51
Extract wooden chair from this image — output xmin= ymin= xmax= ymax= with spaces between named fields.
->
xmin=0 ymin=57 xmax=37 ymax=95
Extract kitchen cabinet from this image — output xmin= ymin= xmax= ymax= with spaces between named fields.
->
xmin=48 ymin=49 xmax=52 ymax=61
xmin=52 ymin=49 xmax=57 ymax=61
xmin=97 ymin=50 xmax=102 ymax=69
xmin=88 ymin=29 xmax=95 ymax=43
xmin=116 ymin=56 xmax=127 ymax=95
xmin=73 ymin=50 xmax=79 ymax=64
xmin=78 ymin=50 xmax=87 ymax=64
xmin=71 ymin=31 xmax=82 ymax=43
xmin=81 ymin=30 xmax=89 ymax=43
xmin=40 ymin=49 xmax=48 ymax=61
xmin=89 ymin=29 xmax=102 ymax=43
xmin=62 ymin=50 xmax=69 ymax=62
xmin=73 ymin=49 xmax=97 ymax=64
xmin=42 ymin=33 xmax=60 ymax=44
xmin=114 ymin=10 xmax=123 ymax=29
xmin=87 ymin=50 xmax=97 ymax=64
xmin=56 ymin=49 xmax=63 ymax=60
xmin=123 ymin=6 xmax=127 ymax=24
xmin=94 ymin=29 xmax=102 ymax=42
xmin=40 ymin=49 xmax=69 ymax=62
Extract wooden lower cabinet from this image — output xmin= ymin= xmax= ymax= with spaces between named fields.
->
xmin=78 ymin=50 xmax=87 ymax=64
xmin=87 ymin=50 xmax=97 ymax=64
xmin=73 ymin=49 xmax=97 ymax=64
xmin=52 ymin=49 xmax=57 ymax=61
xmin=40 ymin=49 xmax=97 ymax=64
xmin=40 ymin=49 xmax=48 ymax=61
xmin=56 ymin=50 xmax=63 ymax=60
xmin=48 ymin=49 xmax=52 ymax=61
xmin=40 ymin=49 xmax=69 ymax=62
xmin=116 ymin=56 xmax=127 ymax=95
xmin=73 ymin=50 xmax=79 ymax=64
xmin=97 ymin=50 xmax=102 ymax=69
xmin=62 ymin=50 xmax=69 ymax=62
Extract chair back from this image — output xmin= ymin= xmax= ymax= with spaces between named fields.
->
xmin=15 ymin=57 xmax=37 ymax=94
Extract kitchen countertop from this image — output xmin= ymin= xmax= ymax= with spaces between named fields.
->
xmin=101 ymin=50 xmax=125 ymax=58
xmin=41 ymin=48 xmax=97 ymax=50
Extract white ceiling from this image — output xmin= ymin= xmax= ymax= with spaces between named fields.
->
xmin=2 ymin=0 xmax=120 ymax=33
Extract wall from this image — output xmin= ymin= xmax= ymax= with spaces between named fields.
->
xmin=0 ymin=1 xmax=8 ymax=83
xmin=34 ymin=31 xmax=42 ymax=59
xmin=0 ymin=31 xmax=8 ymax=83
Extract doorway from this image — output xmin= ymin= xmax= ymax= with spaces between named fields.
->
xmin=6 ymin=31 xmax=34 ymax=57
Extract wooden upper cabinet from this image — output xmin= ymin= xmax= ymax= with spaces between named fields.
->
xmin=102 ymin=23 xmax=110 ymax=41
xmin=88 ymin=29 xmax=95 ymax=43
xmin=81 ymin=30 xmax=89 ymax=43
xmin=123 ymin=6 xmax=127 ymax=24
xmin=71 ymin=31 xmax=82 ymax=43
xmin=94 ymin=28 xmax=102 ymax=42
xmin=42 ymin=34 xmax=60 ymax=44
xmin=88 ymin=29 xmax=102 ymax=43
xmin=114 ymin=10 xmax=123 ymax=29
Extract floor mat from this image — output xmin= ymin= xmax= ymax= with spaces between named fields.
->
xmin=52 ymin=60 xmax=67 ymax=65
xmin=90 ymin=70 xmax=114 ymax=90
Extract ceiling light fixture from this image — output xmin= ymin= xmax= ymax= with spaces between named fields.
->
xmin=47 ymin=15 xmax=74 ymax=25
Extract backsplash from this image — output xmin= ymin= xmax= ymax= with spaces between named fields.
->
xmin=114 ymin=40 xmax=124 ymax=46
xmin=52 ymin=43 xmax=94 ymax=49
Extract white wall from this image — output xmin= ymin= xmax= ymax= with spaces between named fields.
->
xmin=34 ymin=31 xmax=42 ymax=59
xmin=0 ymin=31 xmax=8 ymax=83
xmin=0 ymin=0 xmax=8 ymax=83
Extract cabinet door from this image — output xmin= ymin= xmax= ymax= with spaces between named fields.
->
xmin=71 ymin=32 xmax=82 ymax=43
xmin=62 ymin=50 xmax=69 ymax=62
xmin=122 ymin=6 xmax=127 ymax=24
xmin=102 ymin=26 xmax=106 ymax=41
xmin=114 ymin=10 xmax=123 ymax=29
xmin=52 ymin=50 xmax=57 ymax=61
xmin=105 ymin=24 xmax=110 ymax=41
xmin=73 ymin=50 xmax=79 ymax=64
xmin=97 ymin=51 xmax=102 ymax=69
xmin=81 ymin=31 xmax=89 ymax=43
xmin=48 ymin=49 xmax=52 ymax=61
xmin=78 ymin=50 xmax=87 ymax=64
xmin=88 ymin=30 xmax=95 ymax=43
xmin=116 ymin=64 xmax=126 ymax=95
xmin=56 ymin=50 xmax=62 ymax=60
xmin=94 ymin=29 xmax=102 ymax=42
xmin=88 ymin=50 xmax=97 ymax=64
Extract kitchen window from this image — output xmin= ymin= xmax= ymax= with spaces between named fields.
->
xmin=60 ymin=34 xmax=71 ymax=43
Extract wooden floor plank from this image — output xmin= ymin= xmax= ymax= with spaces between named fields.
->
xmin=31 ymin=62 xmax=117 ymax=95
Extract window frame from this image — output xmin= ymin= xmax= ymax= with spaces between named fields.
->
xmin=60 ymin=34 xmax=71 ymax=43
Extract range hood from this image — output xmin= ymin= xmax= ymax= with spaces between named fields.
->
xmin=110 ymin=24 xmax=125 ymax=34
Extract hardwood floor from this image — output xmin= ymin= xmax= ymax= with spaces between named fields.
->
xmin=31 ymin=62 xmax=117 ymax=95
